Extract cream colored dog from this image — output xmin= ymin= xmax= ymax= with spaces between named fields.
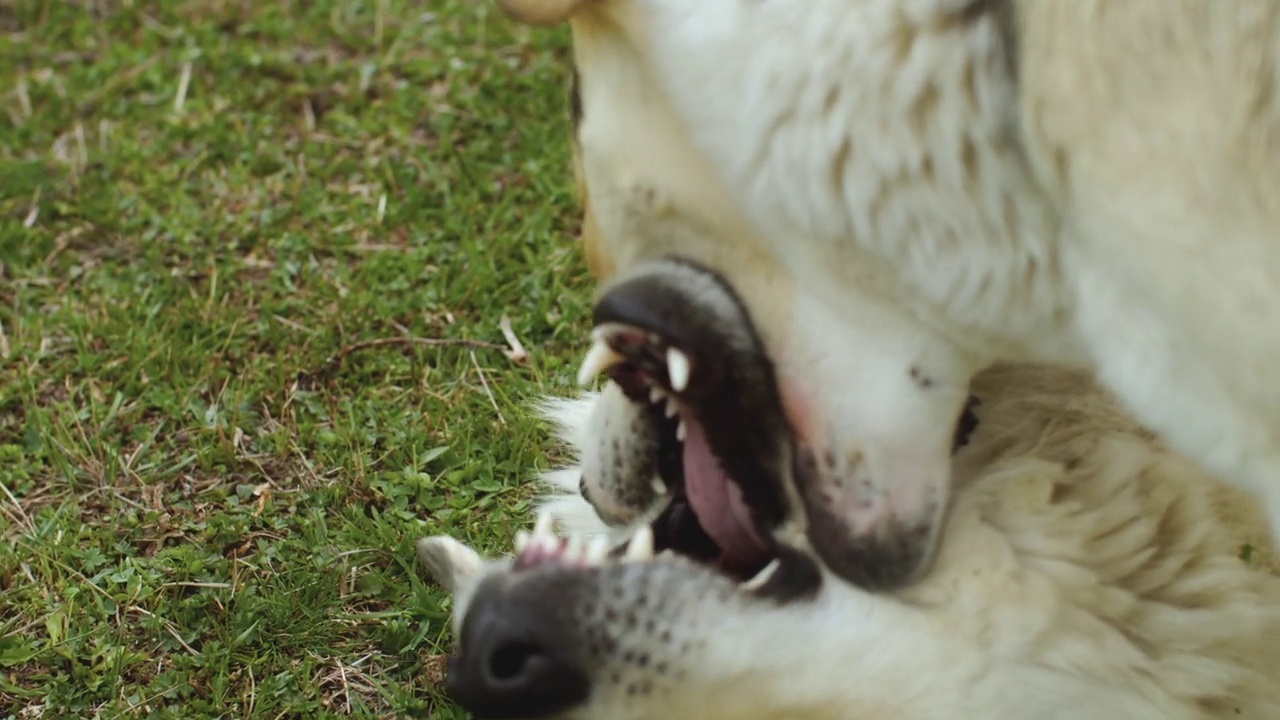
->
xmin=497 ymin=0 xmax=1280 ymax=590
xmin=421 ymin=363 xmax=1280 ymax=720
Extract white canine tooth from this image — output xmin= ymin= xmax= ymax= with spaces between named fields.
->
xmin=676 ymin=420 xmax=687 ymax=441
xmin=740 ymin=559 xmax=781 ymax=592
xmin=533 ymin=509 xmax=554 ymax=540
xmin=666 ymin=347 xmax=690 ymax=392
xmin=514 ymin=530 xmax=531 ymax=553
xmin=540 ymin=536 xmax=561 ymax=556
xmin=624 ymin=525 xmax=655 ymax=561
xmin=665 ymin=397 xmax=679 ymax=418
xmin=649 ymin=386 xmax=665 ymax=404
xmin=650 ymin=477 xmax=667 ymax=495
xmin=564 ymin=534 xmax=585 ymax=563
xmin=585 ymin=535 xmax=610 ymax=565
xmin=577 ymin=340 xmax=622 ymax=387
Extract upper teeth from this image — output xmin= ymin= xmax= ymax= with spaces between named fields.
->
xmin=577 ymin=328 xmax=692 ymax=443
xmin=514 ymin=529 xmax=532 ymax=553
xmin=533 ymin=508 xmax=554 ymax=537
xmin=577 ymin=339 xmax=623 ymax=387
xmin=563 ymin=533 xmax=584 ymax=558
xmin=515 ymin=509 xmax=561 ymax=559
xmin=624 ymin=525 xmax=654 ymax=561
xmin=649 ymin=385 xmax=688 ymax=442
xmin=517 ymin=495 xmax=776 ymax=592
xmin=667 ymin=347 xmax=690 ymax=392
xmin=516 ymin=509 xmax=656 ymax=567
xmin=577 ymin=328 xmax=694 ymax=395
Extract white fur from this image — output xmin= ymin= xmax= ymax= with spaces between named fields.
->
xmin=532 ymin=392 xmax=633 ymax=543
xmin=568 ymin=0 xmax=1280 ymax=545
xmin=532 ymin=393 xmax=618 ymax=538
xmin=570 ymin=17 xmax=991 ymax=571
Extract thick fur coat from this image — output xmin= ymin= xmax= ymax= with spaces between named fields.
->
xmin=415 ymin=5 xmax=1280 ymax=716
xmin=423 ymin=364 xmax=1280 ymax=719
xmin=499 ymin=0 xmax=1280 ymax=579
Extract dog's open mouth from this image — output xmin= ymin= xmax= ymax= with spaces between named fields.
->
xmin=550 ymin=259 xmax=816 ymax=594
xmin=581 ymin=322 xmax=776 ymax=581
xmin=561 ymin=254 xmax=809 ymax=601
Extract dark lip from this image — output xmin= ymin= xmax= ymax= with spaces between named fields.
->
xmin=593 ymin=256 xmax=795 ymax=533
xmin=589 ymin=257 xmax=802 ymax=588
xmin=591 ymin=255 xmax=986 ymax=596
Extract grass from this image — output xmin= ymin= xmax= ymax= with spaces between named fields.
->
xmin=0 ymin=0 xmax=588 ymax=716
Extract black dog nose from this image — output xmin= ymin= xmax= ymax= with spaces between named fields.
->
xmin=445 ymin=579 xmax=591 ymax=719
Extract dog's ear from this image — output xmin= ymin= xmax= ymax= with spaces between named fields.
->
xmin=417 ymin=536 xmax=492 ymax=634
xmin=417 ymin=536 xmax=483 ymax=594
xmin=498 ymin=0 xmax=588 ymax=26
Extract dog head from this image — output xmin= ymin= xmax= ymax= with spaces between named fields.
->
xmin=507 ymin=0 xmax=985 ymax=590
xmin=418 ymin=363 xmax=1280 ymax=720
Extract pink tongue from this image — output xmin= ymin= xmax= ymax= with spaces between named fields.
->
xmin=682 ymin=420 xmax=769 ymax=564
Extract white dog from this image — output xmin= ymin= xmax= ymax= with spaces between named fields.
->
xmin=419 ymin=362 xmax=1280 ymax=720
xmin=493 ymin=0 xmax=1280 ymax=587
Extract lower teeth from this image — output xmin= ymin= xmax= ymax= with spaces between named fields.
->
xmin=740 ymin=559 xmax=781 ymax=591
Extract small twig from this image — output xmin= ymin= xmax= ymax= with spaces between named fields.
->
xmin=339 ymin=335 xmax=502 ymax=358
xmin=74 ymin=121 xmax=88 ymax=168
xmin=499 ymin=314 xmax=528 ymax=363
xmin=338 ymin=661 xmax=353 ymax=713
xmin=40 ymin=552 xmax=114 ymax=602
xmin=132 ymin=606 xmax=199 ymax=657
xmin=173 ymin=61 xmax=192 ymax=113
xmin=302 ymin=99 xmax=316 ymax=133
xmin=160 ymin=581 xmax=232 ymax=590
xmin=41 ymin=228 xmax=73 ymax=267
xmin=273 ymin=314 xmax=316 ymax=335
xmin=14 ymin=80 xmax=32 ymax=119
xmin=312 ymin=335 xmax=504 ymax=380
xmin=165 ymin=622 xmax=200 ymax=656
xmin=0 ymin=503 xmax=28 ymax=538
xmin=246 ymin=665 xmax=256 ymax=717
xmin=76 ymin=58 xmax=158 ymax=114
xmin=470 ymin=350 xmax=506 ymax=425
xmin=23 ymin=186 xmax=40 ymax=228
xmin=0 ymin=479 xmax=34 ymax=534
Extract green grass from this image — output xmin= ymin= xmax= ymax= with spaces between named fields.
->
xmin=0 ymin=1 xmax=587 ymax=716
